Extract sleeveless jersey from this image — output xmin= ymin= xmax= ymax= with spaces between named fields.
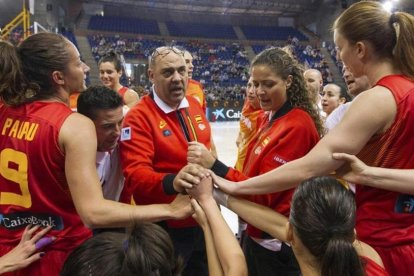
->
xmin=0 ymin=102 xmax=91 ymax=253
xmin=356 ymin=75 xmax=414 ymax=247
xmin=118 ymin=86 xmax=128 ymax=105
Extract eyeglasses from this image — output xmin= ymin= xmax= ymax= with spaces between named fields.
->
xmin=150 ymin=46 xmax=184 ymax=65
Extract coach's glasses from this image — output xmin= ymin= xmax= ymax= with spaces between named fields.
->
xmin=150 ymin=46 xmax=184 ymax=65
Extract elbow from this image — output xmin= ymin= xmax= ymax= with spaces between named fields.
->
xmin=77 ymin=206 xmax=106 ymax=229
xmin=79 ymin=212 xmax=100 ymax=229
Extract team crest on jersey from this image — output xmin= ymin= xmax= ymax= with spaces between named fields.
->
xmin=163 ymin=129 xmax=172 ymax=137
xmin=159 ymin=120 xmax=167 ymax=129
xmin=194 ymin=115 xmax=203 ymax=124
xmin=198 ymin=123 xmax=206 ymax=130
xmin=262 ymin=137 xmax=270 ymax=147
xmin=254 ymin=146 xmax=262 ymax=155
xmin=120 ymin=127 xmax=131 ymax=141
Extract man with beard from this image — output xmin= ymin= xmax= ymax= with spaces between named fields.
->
xmin=119 ymin=46 xmax=213 ymax=275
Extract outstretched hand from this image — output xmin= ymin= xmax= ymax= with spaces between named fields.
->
xmin=210 ymin=172 xmax=238 ymax=195
xmin=169 ymin=194 xmax=193 ymax=220
xmin=333 ymin=152 xmax=369 ymax=184
xmin=0 ymin=225 xmax=54 ymax=274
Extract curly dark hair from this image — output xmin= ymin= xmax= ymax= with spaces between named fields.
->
xmin=251 ymin=47 xmax=325 ymax=136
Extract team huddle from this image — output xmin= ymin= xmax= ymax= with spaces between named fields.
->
xmin=0 ymin=1 xmax=414 ymax=275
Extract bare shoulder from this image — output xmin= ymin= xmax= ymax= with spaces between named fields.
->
xmin=343 ymin=86 xmax=397 ymax=133
xmin=353 ymin=240 xmax=384 ymax=268
xmin=125 ymin=89 xmax=140 ymax=107
xmin=58 ymin=113 xmax=97 ymax=152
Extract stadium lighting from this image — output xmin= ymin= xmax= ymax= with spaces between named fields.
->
xmin=382 ymin=1 xmax=394 ymax=12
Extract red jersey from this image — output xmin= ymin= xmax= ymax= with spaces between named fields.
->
xmin=0 ymin=102 xmax=91 ymax=274
xmin=118 ymin=86 xmax=128 ymax=105
xmin=120 ymin=94 xmax=211 ymax=228
xmin=235 ymin=99 xmax=264 ymax=171
xmin=361 ymin=256 xmax=389 ymax=276
xmin=223 ymin=106 xmax=319 ymax=238
xmin=355 ymin=75 xmax=414 ymax=247
xmin=186 ymin=79 xmax=206 ymax=112
xmin=355 ymin=75 xmax=414 ymax=274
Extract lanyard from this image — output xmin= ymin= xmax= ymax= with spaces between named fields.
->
xmin=176 ymin=109 xmax=198 ymax=142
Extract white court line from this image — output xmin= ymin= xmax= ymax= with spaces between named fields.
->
xmin=211 ymin=121 xmax=239 ymax=234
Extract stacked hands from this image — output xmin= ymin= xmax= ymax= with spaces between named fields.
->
xmin=170 ymin=141 xmax=233 ymax=221
xmin=170 ymin=140 xmax=372 ymax=222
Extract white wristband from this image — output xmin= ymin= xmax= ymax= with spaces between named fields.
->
xmin=213 ymin=188 xmax=229 ymax=207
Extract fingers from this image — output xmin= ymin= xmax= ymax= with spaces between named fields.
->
xmin=32 ymin=225 xmax=53 ymax=242
xmin=332 ymin=152 xmax=355 ymax=162
xmin=190 ymin=198 xmax=201 ymax=211
xmin=18 ymin=252 xmax=45 ymax=269
xmin=22 ymin=225 xmax=40 ymax=241
xmin=34 ymin=237 xmax=54 ymax=251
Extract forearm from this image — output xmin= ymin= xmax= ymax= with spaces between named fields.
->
xmin=201 ymin=223 xmax=224 ymax=276
xmin=234 ymin=148 xmax=340 ymax=195
xmin=227 ymin=196 xmax=288 ymax=242
xmin=75 ymin=198 xmax=177 ymax=228
xmin=362 ymin=167 xmax=414 ymax=194
xmin=200 ymin=198 xmax=247 ymax=276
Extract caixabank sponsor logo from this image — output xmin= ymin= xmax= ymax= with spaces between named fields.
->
xmin=210 ymin=108 xmax=242 ymax=121
xmin=0 ymin=212 xmax=64 ymax=230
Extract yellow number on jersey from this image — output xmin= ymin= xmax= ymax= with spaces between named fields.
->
xmin=0 ymin=148 xmax=32 ymax=208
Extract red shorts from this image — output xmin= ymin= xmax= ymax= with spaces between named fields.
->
xmin=375 ymin=244 xmax=414 ymax=275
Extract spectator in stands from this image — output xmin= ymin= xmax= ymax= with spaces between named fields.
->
xmin=119 ymin=46 xmax=213 ymax=275
xmin=99 ymin=51 xmax=139 ymax=109
xmin=61 ymin=223 xmax=183 ymax=276
xmin=0 ymin=33 xmax=192 ymax=275
xmin=325 ymin=66 xmax=370 ymax=130
xmin=187 ymin=47 xmax=323 ymax=276
xmin=212 ymin=2 xmax=414 ymax=274
xmin=320 ymin=83 xmax=350 ymax=116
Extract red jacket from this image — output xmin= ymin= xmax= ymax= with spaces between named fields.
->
xmin=212 ymin=106 xmax=319 ymax=238
xmin=120 ymin=94 xmax=211 ymax=228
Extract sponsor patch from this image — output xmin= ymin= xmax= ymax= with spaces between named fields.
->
xmin=198 ymin=123 xmax=206 ymax=130
xmin=120 ymin=127 xmax=131 ymax=141
xmin=163 ymin=129 xmax=172 ymax=137
xmin=0 ymin=212 xmax=64 ymax=230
